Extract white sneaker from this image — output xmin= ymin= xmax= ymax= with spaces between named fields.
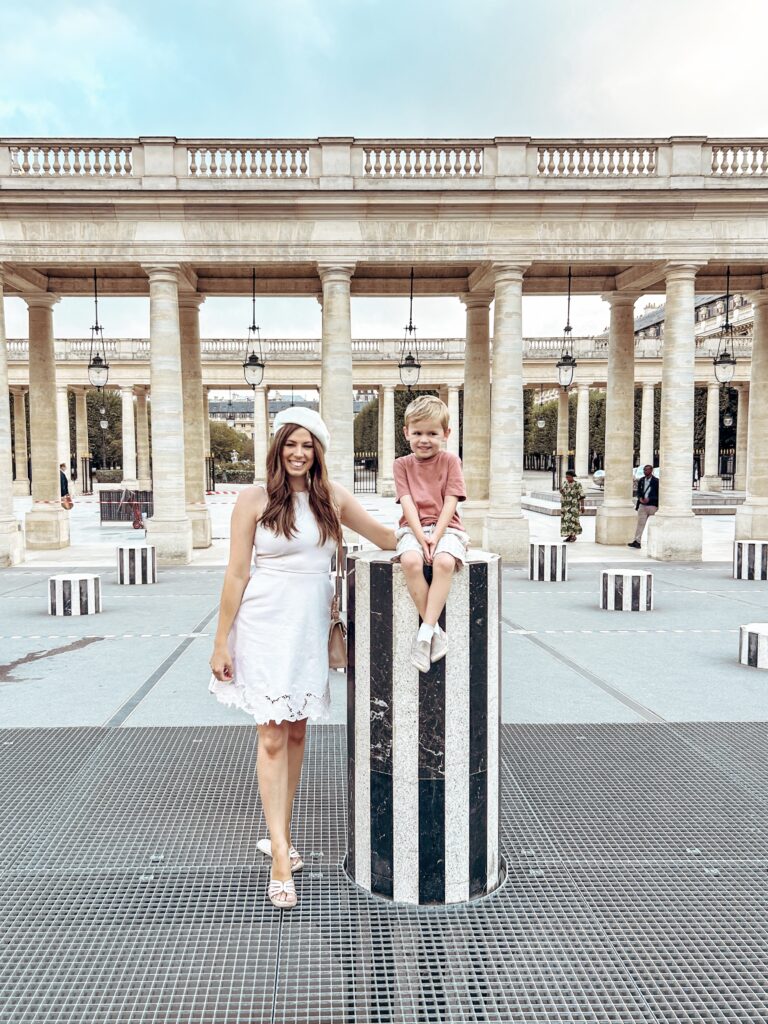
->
xmin=410 ymin=628 xmax=432 ymax=673
xmin=430 ymin=625 xmax=448 ymax=663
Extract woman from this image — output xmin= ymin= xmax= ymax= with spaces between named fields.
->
xmin=209 ymin=408 xmax=396 ymax=910
xmin=559 ymin=469 xmax=585 ymax=542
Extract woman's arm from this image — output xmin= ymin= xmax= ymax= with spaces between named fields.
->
xmin=333 ymin=482 xmax=397 ymax=550
xmin=210 ymin=486 xmax=264 ymax=680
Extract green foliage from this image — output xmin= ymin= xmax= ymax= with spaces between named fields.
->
xmin=354 ymin=397 xmax=378 ymax=452
xmin=86 ymin=389 xmax=122 ymax=468
xmin=210 ymin=420 xmax=251 ymax=464
xmin=217 ymin=463 xmax=255 ymax=483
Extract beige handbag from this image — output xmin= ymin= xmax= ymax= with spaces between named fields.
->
xmin=328 ymin=538 xmax=347 ymax=671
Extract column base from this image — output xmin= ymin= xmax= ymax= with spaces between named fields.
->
xmin=482 ymin=513 xmax=529 ymax=563
xmin=377 ymin=475 xmax=396 ymax=498
xmin=699 ymin=475 xmax=722 ymax=492
xmin=735 ymin=502 xmax=768 ymax=541
xmin=120 ymin=478 xmax=140 ymax=491
xmin=145 ymin=517 xmax=193 ymax=564
xmin=24 ymin=505 xmax=71 ymax=550
xmin=595 ymin=504 xmax=636 ymax=545
xmin=187 ymin=504 xmax=212 ymax=549
xmin=461 ymin=499 xmax=489 ymax=546
xmin=0 ymin=518 xmax=25 ymax=566
xmin=646 ymin=513 xmax=702 ymax=561
xmin=137 ymin=478 xmax=153 ymax=492
xmin=12 ymin=479 xmax=30 ymax=497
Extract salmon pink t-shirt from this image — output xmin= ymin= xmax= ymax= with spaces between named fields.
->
xmin=393 ymin=450 xmax=466 ymax=530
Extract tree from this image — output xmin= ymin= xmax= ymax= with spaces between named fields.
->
xmin=354 ymin=397 xmax=378 ymax=452
xmin=210 ymin=420 xmax=252 ymax=463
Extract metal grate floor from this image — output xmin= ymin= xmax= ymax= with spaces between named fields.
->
xmin=1 ymin=723 xmax=767 ymax=1023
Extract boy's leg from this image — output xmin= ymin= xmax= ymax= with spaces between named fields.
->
xmin=423 ymin=552 xmax=458 ymax=627
xmin=399 ymin=550 xmax=429 ymax=618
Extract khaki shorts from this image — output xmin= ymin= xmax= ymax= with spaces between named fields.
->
xmin=395 ymin=524 xmax=470 ymax=569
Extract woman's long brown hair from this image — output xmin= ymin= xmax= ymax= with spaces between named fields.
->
xmin=259 ymin=423 xmax=342 ymax=545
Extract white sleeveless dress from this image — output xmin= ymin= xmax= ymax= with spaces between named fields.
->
xmin=209 ymin=491 xmax=335 ymax=724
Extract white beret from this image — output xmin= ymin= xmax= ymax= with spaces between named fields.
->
xmin=272 ymin=407 xmax=331 ymax=452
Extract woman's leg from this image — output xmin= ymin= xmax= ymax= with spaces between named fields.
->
xmin=423 ymin=553 xmax=457 ymax=627
xmin=256 ymin=721 xmax=293 ymax=891
xmin=284 ymin=718 xmax=308 ymax=847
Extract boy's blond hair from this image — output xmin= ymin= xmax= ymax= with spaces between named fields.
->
xmin=403 ymin=394 xmax=450 ymax=431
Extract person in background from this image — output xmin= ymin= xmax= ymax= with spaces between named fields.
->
xmin=628 ymin=465 xmax=659 ymax=549
xmin=559 ymin=470 xmax=585 ymax=542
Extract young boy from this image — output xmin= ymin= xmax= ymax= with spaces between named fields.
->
xmin=393 ymin=395 xmax=469 ymax=673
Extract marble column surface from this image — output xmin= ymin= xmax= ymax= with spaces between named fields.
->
xmin=379 ymin=385 xmax=396 ymax=497
xmin=0 ymin=275 xmax=24 ymax=565
xmin=11 ymin=388 xmax=30 ymax=496
xmin=483 ymin=265 xmax=529 ymax=561
xmin=179 ymin=294 xmax=212 ymax=549
xmin=252 ymin=385 xmax=268 ymax=485
xmin=447 ymin=386 xmax=460 ymax=456
xmin=736 ymin=292 xmax=768 ymax=539
xmin=136 ymin=387 xmax=152 ymax=490
xmin=734 ymin=383 xmax=749 ymax=492
xmin=575 ymin=383 xmax=590 ymax=479
xmin=700 ymin=381 xmax=723 ymax=491
xmin=143 ymin=266 xmax=193 ymax=564
xmin=460 ymin=294 xmax=491 ymax=545
xmin=639 ymin=382 xmax=656 ymax=468
xmin=74 ymin=387 xmax=90 ymax=496
xmin=647 ymin=265 xmax=702 ymax=560
xmin=56 ymin=384 xmax=71 ymax=477
xmin=319 ymin=263 xmax=355 ymax=492
xmin=595 ymin=294 xmax=637 ymax=546
xmin=24 ymin=293 xmax=69 ymax=550
xmin=120 ymin=385 xmax=138 ymax=488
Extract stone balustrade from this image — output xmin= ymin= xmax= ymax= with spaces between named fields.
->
xmin=2 ymin=137 xmax=768 ymax=189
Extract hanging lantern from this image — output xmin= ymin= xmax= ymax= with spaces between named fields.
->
xmin=243 ymin=268 xmax=265 ymax=389
xmin=713 ymin=265 xmax=737 ymax=385
xmin=398 ymin=267 xmax=421 ymax=389
xmin=87 ymin=270 xmax=110 ymax=389
xmin=536 ymin=383 xmax=546 ymax=428
xmin=556 ymin=267 xmax=577 ymax=389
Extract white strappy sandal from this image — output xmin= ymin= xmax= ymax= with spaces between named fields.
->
xmin=267 ymin=876 xmax=297 ymax=910
xmin=257 ymin=837 xmax=304 ymax=872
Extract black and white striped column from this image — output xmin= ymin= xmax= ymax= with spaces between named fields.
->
xmin=739 ymin=624 xmax=768 ymax=669
xmin=48 ymin=574 xmax=102 ymax=616
xmin=117 ymin=545 xmax=158 ymax=585
xmin=600 ymin=570 xmax=653 ymax=611
xmin=733 ymin=541 xmax=768 ymax=581
xmin=346 ymin=550 xmax=501 ymax=905
xmin=529 ymin=542 xmax=567 ymax=581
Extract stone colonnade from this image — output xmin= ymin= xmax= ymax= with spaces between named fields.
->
xmin=3 ymin=261 xmax=768 ymax=566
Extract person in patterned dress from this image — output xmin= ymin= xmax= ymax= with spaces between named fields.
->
xmin=559 ymin=470 xmax=585 ymax=542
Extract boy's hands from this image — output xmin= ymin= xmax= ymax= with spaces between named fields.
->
xmin=419 ymin=534 xmax=433 ymax=563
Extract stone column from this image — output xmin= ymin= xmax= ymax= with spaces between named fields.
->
xmin=575 ymin=383 xmax=590 ymax=479
xmin=24 ymin=294 xmax=69 ymax=550
xmin=252 ymin=385 xmax=268 ymax=484
xmin=202 ymin=386 xmax=211 ymax=456
xmin=179 ymin=294 xmax=212 ymax=548
xmin=11 ymin=388 xmax=30 ymax=496
xmin=461 ymin=294 xmax=492 ymax=544
xmin=74 ymin=387 xmax=90 ymax=495
xmin=647 ymin=265 xmax=702 ymax=560
xmin=120 ymin=385 xmax=138 ymax=488
xmin=318 ymin=263 xmax=355 ymax=491
xmin=376 ymin=385 xmax=386 ymax=494
xmin=56 ymin=384 xmax=72 ymax=481
xmin=734 ymin=383 xmax=749 ymax=492
xmin=556 ymin=387 xmax=569 ymax=457
xmin=447 ymin=385 xmax=461 ymax=456
xmin=483 ymin=264 xmax=529 ymax=560
xmin=736 ymin=291 xmax=768 ymax=539
xmin=639 ymin=382 xmax=656 ymax=467
xmin=0 ymin=273 xmax=24 ymax=565
xmin=136 ymin=387 xmax=151 ymax=489
xmin=595 ymin=294 xmax=638 ymax=545
xmin=379 ymin=384 xmax=396 ymax=496
xmin=700 ymin=381 xmax=723 ymax=492
xmin=143 ymin=265 xmax=193 ymax=564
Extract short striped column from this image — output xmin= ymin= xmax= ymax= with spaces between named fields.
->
xmin=529 ymin=542 xmax=567 ymax=581
xmin=739 ymin=624 xmax=768 ymax=669
xmin=600 ymin=570 xmax=653 ymax=611
xmin=48 ymin=574 xmax=102 ymax=616
xmin=733 ymin=541 xmax=768 ymax=581
xmin=117 ymin=545 xmax=158 ymax=585
xmin=346 ymin=550 xmax=501 ymax=905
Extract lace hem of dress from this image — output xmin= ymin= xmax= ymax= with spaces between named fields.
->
xmin=208 ymin=676 xmax=330 ymax=725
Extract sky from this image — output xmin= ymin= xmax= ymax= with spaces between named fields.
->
xmin=2 ymin=0 xmax=765 ymax=341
